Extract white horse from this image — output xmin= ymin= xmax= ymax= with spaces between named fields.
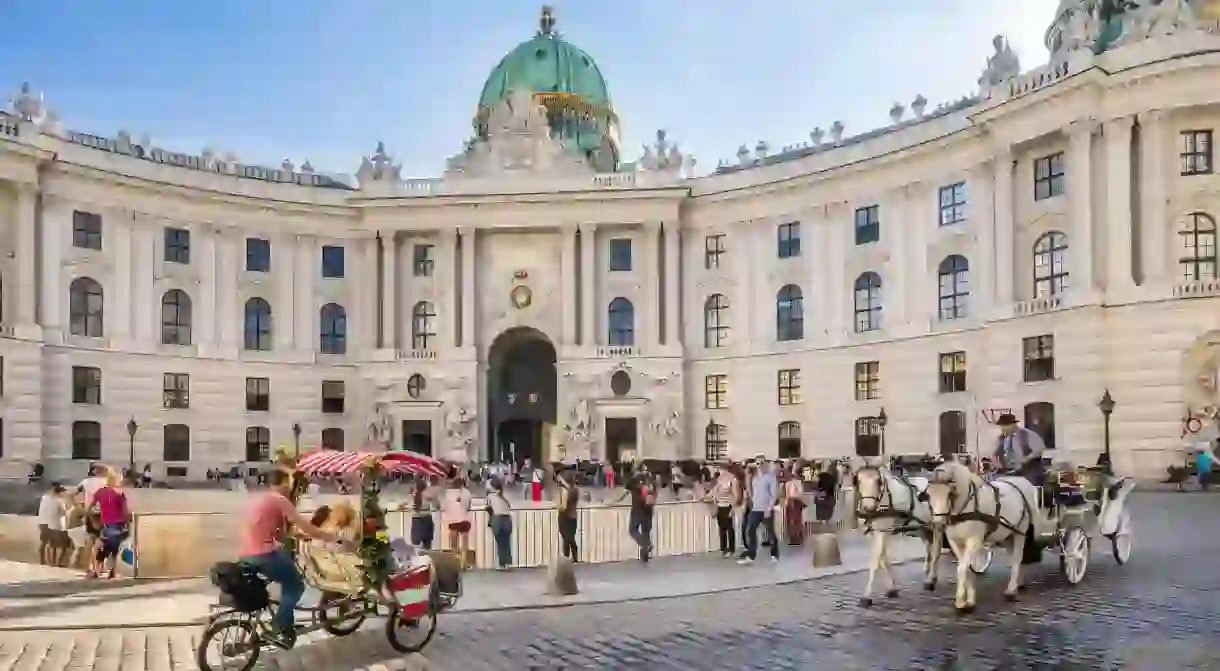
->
xmin=922 ymin=461 xmax=1045 ymax=614
xmin=853 ymin=463 xmax=941 ymax=606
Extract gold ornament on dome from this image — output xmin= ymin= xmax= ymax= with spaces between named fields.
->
xmin=510 ymin=284 xmax=533 ymax=309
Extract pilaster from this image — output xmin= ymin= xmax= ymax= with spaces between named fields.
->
xmin=38 ymin=195 xmax=66 ymax=339
xmin=358 ymin=237 xmax=378 ymax=354
xmin=579 ymin=223 xmax=596 ymax=347
xmin=112 ymin=216 xmax=133 ymax=341
xmin=197 ymin=225 xmax=217 ymax=348
xmin=1105 ymin=115 xmax=1136 ymax=294
xmin=459 ymin=227 xmax=476 ymax=351
xmin=273 ymin=235 xmax=295 ymax=351
xmin=663 ymin=222 xmax=681 ymax=348
xmin=294 ymin=235 xmax=315 ymax=351
xmin=731 ymin=220 xmax=754 ymax=352
xmin=13 ymin=183 xmax=37 ymax=330
xmin=993 ymin=148 xmax=1016 ymax=304
xmin=886 ymin=189 xmax=909 ymax=326
xmin=1068 ymin=120 xmax=1099 ymax=293
xmin=560 ymin=226 xmax=577 ymax=346
xmin=644 ymin=220 xmax=662 ymax=351
xmin=968 ymin=159 xmax=997 ymax=311
xmin=440 ymin=228 xmax=458 ymax=349
xmin=216 ymin=230 xmax=239 ymax=351
xmin=379 ymin=233 xmax=398 ymax=351
xmin=132 ymin=222 xmax=156 ymax=344
xmin=1138 ymin=109 xmax=1170 ymax=284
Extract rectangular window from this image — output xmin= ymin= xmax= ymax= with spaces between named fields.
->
xmin=321 ymin=245 xmax=345 ymax=278
xmin=164 ymin=227 xmax=191 ymax=264
xmin=322 ymin=380 xmax=345 ymax=414
xmin=1181 ymin=130 xmax=1213 ymax=176
xmin=246 ymin=238 xmax=271 ymax=272
xmin=854 ymin=417 xmax=882 ymax=457
xmin=72 ymin=211 xmax=103 ymax=251
xmin=322 ymin=428 xmax=345 ymax=451
xmin=245 ymin=377 xmax=270 ymax=411
xmin=1034 ymin=152 xmax=1065 ymax=201
xmin=72 ymin=366 xmax=102 ymax=405
xmin=705 ymin=234 xmax=725 ymax=269
xmin=777 ymin=222 xmax=801 ymax=258
xmin=609 ymin=238 xmax=633 ymax=271
xmin=855 ymin=205 xmax=880 ymax=245
xmin=777 ymin=369 xmax=802 ymax=406
xmin=938 ymin=182 xmax=967 ymax=226
xmin=854 ymin=361 xmax=881 ymax=401
xmin=245 ymin=426 xmax=270 ymax=462
xmin=939 ymin=351 xmax=967 ymax=393
xmin=413 ymin=244 xmax=435 ymax=277
xmin=163 ymin=373 xmax=190 ymax=409
xmin=1022 ymin=335 xmax=1056 ymax=382
xmin=704 ymin=374 xmax=728 ymax=410
xmin=72 ymin=421 xmax=102 ymax=460
xmin=163 ymin=424 xmax=191 ymax=462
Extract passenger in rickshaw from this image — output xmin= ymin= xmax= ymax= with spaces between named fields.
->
xmin=301 ymin=501 xmax=364 ymax=588
xmin=993 ymin=413 xmax=1050 ymax=503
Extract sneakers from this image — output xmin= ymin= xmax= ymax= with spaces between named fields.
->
xmin=264 ymin=627 xmax=297 ymax=650
xmin=737 ymin=557 xmax=754 ymax=565
xmin=770 ymin=556 xmax=780 ymax=564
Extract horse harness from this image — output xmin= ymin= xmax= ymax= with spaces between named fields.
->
xmin=940 ymin=477 xmax=1034 ymax=540
xmin=854 ymin=467 xmax=923 ymax=535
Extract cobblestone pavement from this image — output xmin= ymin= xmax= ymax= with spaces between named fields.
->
xmin=1 ymin=492 xmax=1216 ymax=670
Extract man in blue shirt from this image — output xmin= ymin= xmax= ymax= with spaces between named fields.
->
xmin=738 ymin=461 xmax=779 ymax=564
xmin=1196 ymin=444 xmax=1216 ymax=491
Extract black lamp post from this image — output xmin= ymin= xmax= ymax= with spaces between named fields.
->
xmin=292 ymin=422 xmax=302 ymax=457
xmin=1098 ymin=390 xmax=1115 ymax=470
xmin=126 ymin=418 xmax=138 ymax=473
xmin=877 ymin=407 xmax=888 ymax=458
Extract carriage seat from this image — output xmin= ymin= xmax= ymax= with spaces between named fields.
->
xmin=301 ymin=541 xmax=365 ymax=597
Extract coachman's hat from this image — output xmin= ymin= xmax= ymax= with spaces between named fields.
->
xmin=995 ymin=413 xmax=1019 ymax=426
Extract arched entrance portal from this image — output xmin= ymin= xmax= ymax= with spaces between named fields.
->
xmin=487 ymin=327 xmax=558 ymax=465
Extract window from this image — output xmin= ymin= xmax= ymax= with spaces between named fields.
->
xmin=778 ymin=421 xmax=801 ymax=459
xmin=704 ymin=374 xmax=728 ymax=410
xmin=319 ymin=303 xmax=347 ymax=355
xmin=72 ymin=366 xmax=102 ymax=404
xmin=407 ymin=374 xmax=426 ymax=399
xmin=413 ymin=244 xmax=435 ymax=277
xmin=854 ymin=361 xmax=880 ymax=401
xmin=161 ymin=289 xmax=192 ymax=345
xmin=246 ymin=238 xmax=271 ymax=272
xmin=72 ymin=421 xmax=102 ymax=460
xmin=322 ymin=380 xmax=345 ymax=414
xmin=776 ymin=285 xmax=804 ymax=341
xmin=245 ymin=377 xmax=270 ymax=411
xmin=72 ymin=211 xmax=103 ymax=250
xmin=1179 ymin=212 xmax=1217 ymax=281
xmin=1181 ymin=130 xmax=1213 ymax=176
xmin=243 ymin=298 xmax=273 ymax=351
xmin=245 ymin=426 xmax=270 ymax=462
xmin=853 ymin=272 xmax=883 ymax=332
xmin=777 ymin=369 xmax=801 ymax=405
xmin=705 ymin=234 xmax=725 ymax=269
xmin=855 ymin=205 xmax=880 ymax=245
xmin=69 ymin=277 xmax=104 ymax=337
xmin=607 ymin=297 xmax=635 ymax=346
xmin=938 ymin=182 xmax=967 ymax=226
xmin=1022 ymin=335 xmax=1055 ymax=382
xmin=322 ymin=428 xmax=345 ymax=451
xmin=937 ymin=255 xmax=970 ymax=321
xmin=609 ymin=238 xmax=633 ymax=271
xmin=777 ymin=222 xmax=800 ymax=258
xmin=1033 ymin=231 xmax=1069 ymax=298
xmin=939 ymin=351 xmax=967 ymax=393
xmin=854 ymin=417 xmax=882 ymax=457
xmin=321 ymin=245 xmax=345 ymax=278
xmin=705 ymin=423 xmax=728 ymax=462
xmin=1023 ymin=401 xmax=1056 ymax=451
xmin=1034 ymin=152 xmax=1065 ymax=201
xmin=163 ymin=373 xmax=189 ymax=409
xmin=0 ymin=357 xmax=4 ymax=397
xmin=164 ymin=227 xmax=190 ymax=264
xmin=163 ymin=424 xmax=190 ymax=462
xmin=411 ymin=301 xmax=436 ymax=349
xmin=938 ymin=411 xmax=967 ymax=457
xmin=703 ymin=294 xmax=729 ymax=348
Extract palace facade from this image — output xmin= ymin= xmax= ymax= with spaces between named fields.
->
xmin=4 ymin=3 xmax=1220 ymax=480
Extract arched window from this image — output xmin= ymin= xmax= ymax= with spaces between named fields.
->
xmin=1179 ymin=212 xmax=1217 ymax=281
xmin=411 ymin=301 xmax=436 ymax=350
xmin=163 ymin=424 xmax=191 ymax=462
xmin=937 ymin=255 xmax=969 ymax=321
xmin=243 ymin=298 xmax=272 ymax=351
xmin=705 ymin=422 xmax=727 ymax=462
xmin=778 ymin=421 xmax=801 ymax=459
xmin=1033 ymin=231 xmax=1069 ymax=298
xmin=776 ymin=284 xmax=804 ymax=341
xmin=161 ymin=289 xmax=192 ymax=345
xmin=69 ymin=277 xmax=104 ymax=337
xmin=607 ymin=297 xmax=635 ymax=346
xmin=704 ymin=294 xmax=729 ymax=348
xmin=853 ymin=272 xmax=882 ymax=333
xmin=319 ymin=303 xmax=347 ymax=355
xmin=938 ymin=411 xmax=966 ymax=457
xmin=1023 ymin=402 xmax=1056 ymax=451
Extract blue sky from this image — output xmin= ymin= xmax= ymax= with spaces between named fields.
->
xmin=1 ymin=0 xmax=1059 ymax=178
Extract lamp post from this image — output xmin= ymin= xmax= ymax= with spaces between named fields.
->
xmin=877 ymin=407 xmax=888 ymax=458
xmin=292 ymin=422 xmax=302 ymax=458
xmin=126 ymin=418 xmax=138 ymax=474
xmin=1098 ymin=389 xmax=1115 ymax=471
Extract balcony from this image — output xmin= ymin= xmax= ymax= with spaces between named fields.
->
xmin=597 ymin=346 xmax=637 ymax=358
xmin=402 ymin=348 xmax=437 ymax=360
xmin=1173 ymin=280 xmax=1220 ymax=299
xmin=1013 ymin=296 xmax=1062 ymax=316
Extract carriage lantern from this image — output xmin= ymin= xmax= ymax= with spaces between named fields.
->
xmin=877 ymin=407 xmax=888 ymax=456
xmin=126 ymin=418 xmax=138 ymax=471
xmin=1098 ymin=390 xmax=1115 ymax=466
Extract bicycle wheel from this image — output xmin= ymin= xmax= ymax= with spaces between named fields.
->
xmin=318 ymin=592 xmax=367 ymax=636
xmin=196 ymin=615 xmax=261 ymax=671
xmin=385 ymin=605 xmax=437 ymax=653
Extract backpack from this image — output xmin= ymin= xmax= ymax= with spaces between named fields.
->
xmin=209 ymin=561 xmax=270 ymax=613
xmin=642 ymin=482 xmax=656 ymax=506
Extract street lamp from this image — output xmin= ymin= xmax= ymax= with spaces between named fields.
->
xmin=292 ymin=422 xmax=302 ymax=457
xmin=1098 ymin=389 xmax=1115 ymax=471
xmin=126 ymin=418 xmax=138 ymax=474
xmin=877 ymin=407 xmax=888 ymax=458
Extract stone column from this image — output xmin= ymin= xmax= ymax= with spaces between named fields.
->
xmin=13 ymin=184 xmax=37 ymax=328
xmin=112 ymin=216 xmax=133 ymax=341
xmin=1105 ymin=115 xmax=1136 ymax=293
xmin=663 ymin=222 xmax=681 ymax=347
xmin=132 ymin=224 xmax=156 ymax=343
xmin=440 ymin=228 xmax=458 ymax=349
xmin=380 ymin=233 xmax=398 ymax=350
xmin=294 ymin=235 xmax=315 ymax=351
xmin=273 ymin=236 xmax=295 ymax=351
xmin=993 ymin=150 xmax=1016 ymax=303
xmin=459 ymin=227 xmax=476 ymax=349
xmin=1139 ymin=109 xmax=1170 ymax=284
xmin=968 ymin=160 xmax=997 ymax=310
xmin=197 ymin=225 xmax=217 ymax=347
xmin=644 ymin=221 xmax=662 ymax=351
xmin=216 ymin=230 xmax=239 ymax=350
xmin=824 ymin=207 xmax=847 ymax=337
xmin=732 ymin=220 xmax=754 ymax=349
xmin=579 ymin=223 xmax=597 ymax=346
xmin=39 ymin=196 xmax=65 ymax=336
xmin=560 ymin=226 xmax=577 ymax=346
xmin=887 ymin=190 xmax=909 ymax=327
xmin=358 ymin=237 xmax=377 ymax=353
xmin=1068 ymin=121 xmax=1097 ymax=293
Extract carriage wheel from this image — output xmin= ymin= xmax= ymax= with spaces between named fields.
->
xmin=385 ymin=604 xmax=438 ymax=653
xmin=1109 ymin=508 xmax=1132 ymax=565
xmin=1059 ymin=526 xmax=1089 ymax=585
xmin=317 ymin=592 xmax=367 ymax=636
xmin=968 ymin=545 xmax=993 ymax=575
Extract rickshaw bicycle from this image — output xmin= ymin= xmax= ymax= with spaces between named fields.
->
xmin=196 ymin=449 xmax=459 ymax=671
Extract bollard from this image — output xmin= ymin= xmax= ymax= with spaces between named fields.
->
xmin=810 ymin=533 xmax=842 ymax=568
xmin=546 ymin=556 xmax=579 ymax=596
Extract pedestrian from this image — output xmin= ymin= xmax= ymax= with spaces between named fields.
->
xmin=485 ymin=477 xmax=513 ymax=570
xmin=403 ymin=477 xmax=439 ymax=549
xmin=141 ymin=464 xmax=152 ymax=489
xmin=617 ymin=468 xmax=656 ymax=562
xmin=739 ymin=460 xmax=779 ymax=564
xmin=705 ymin=466 xmax=740 ymax=557
xmin=557 ymin=469 xmax=580 ymax=562
xmin=89 ymin=466 xmax=132 ymax=579
xmin=737 ymin=463 xmax=754 ymax=559
xmin=784 ymin=469 xmax=806 ymax=546
xmin=1196 ymin=443 xmax=1216 ymax=491
xmin=443 ymin=477 xmax=474 ymax=569
xmin=37 ymin=483 xmax=71 ymax=566
xmin=76 ymin=464 xmax=107 ymax=574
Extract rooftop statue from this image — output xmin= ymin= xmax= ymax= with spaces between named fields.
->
xmin=978 ymin=35 xmax=1021 ymax=92
xmin=445 ymin=88 xmax=592 ymax=179
xmin=635 ymin=129 xmax=691 ymax=177
xmin=356 ymin=141 xmax=403 ymax=185
xmin=9 ymin=82 xmax=44 ymax=122
xmin=1111 ymin=0 xmax=1200 ymax=47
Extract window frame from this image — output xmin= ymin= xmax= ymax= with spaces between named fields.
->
xmin=854 ymin=361 xmax=881 ymax=401
xmin=245 ymin=237 xmax=271 ymax=273
xmin=853 ymin=272 xmax=883 ymax=333
xmin=854 ymin=205 xmax=880 ymax=245
xmin=245 ymin=377 xmax=271 ymax=412
xmin=938 ymin=351 xmax=967 ymax=394
xmin=1022 ymin=335 xmax=1056 ymax=383
xmin=243 ymin=297 xmax=273 ymax=351
xmin=1179 ymin=212 xmax=1218 ymax=282
xmin=609 ymin=238 xmax=633 ymax=272
xmin=704 ymin=423 xmax=728 ymax=462
xmin=321 ymin=428 xmax=345 ymax=451
xmin=322 ymin=380 xmax=345 ymax=414
xmin=411 ymin=301 xmax=436 ymax=350
xmin=777 ymin=222 xmax=801 ymax=259
xmin=72 ymin=365 xmax=102 ymax=405
xmin=704 ymin=374 xmax=728 ymax=410
xmin=777 ymin=369 xmax=802 ymax=406
xmin=607 ymin=297 xmax=635 ymax=346
xmin=937 ymin=255 xmax=970 ymax=321
xmin=69 ymin=277 xmax=104 ymax=337
xmin=854 ymin=417 xmax=882 ymax=457
xmin=776 ymin=284 xmax=804 ymax=341
xmin=412 ymin=244 xmax=435 ymax=277
xmin=1181 ymin=130 xmax=1213 ymax=176
xmin=72 ymin=211 xmax=103 ymax=251
xmin=321 ymin=245 xmax=345 ymax=279
xmin=704 ymin=234 xmax=725 ymax=269
xmin=938 ymin=182 xmax=967 ymax=226
xmin=703 ymin=294 xmax=729 ymax=348
xmin=1033 ymin=152 xmax=1066 ymax=201
xmin=245 ymin=426 xmax=270 ymax=462
xmin=163 ymin=424 xmax=191 ymax=462
xmin=1033 ymin=231 xmax=1069 ymax=298
xmin=319 ymin=303 xmax=347 ymax=355
xmin=72 ymin=421 xmax=102 ymax=460
xmin=164 ymin=227 xmax=191 ymax=264
xmin=163 ymin=372 xmax=190 ymax=409
xmin=161 ymin=289 xmax=192 ymax=345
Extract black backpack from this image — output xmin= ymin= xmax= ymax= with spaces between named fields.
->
xmin=209 ymin=561 xmax=270 ymax=613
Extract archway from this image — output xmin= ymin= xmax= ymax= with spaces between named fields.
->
xmin=487 ymin=327 xmax=558 ymax=465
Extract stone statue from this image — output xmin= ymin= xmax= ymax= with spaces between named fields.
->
xmin=1059 ymin=1 xmax=1102 ymax=57
xmin=356 ymin=141 xmax=403 ymax=186
xmin=978 ymin=35 xmax=1021 ymax=91
xmin=9 ymin=82 xmax=43 ymax=122
xmin=1115 ymin=0 xmax=1199 ymax=44
xmin=366 ymin=403 xmax=393 ymax=447
xmin=444 ymin=88 xmax=591 ymax=179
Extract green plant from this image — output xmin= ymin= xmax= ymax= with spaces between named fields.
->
xmin=358 ymin=458 xmax=391 ymax=588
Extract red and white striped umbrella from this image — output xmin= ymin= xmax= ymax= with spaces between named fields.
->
xmin=296 ymin=450 xmax=447 ymax=477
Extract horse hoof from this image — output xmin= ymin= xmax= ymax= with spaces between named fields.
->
xmin=859 ymin=597 xmax=873 ymax=608
xmin=955 ymin=604 xmax=976 ymax=615
xmin=885 ymin=589 xmax=899 ymax=599
xmin=923 ymin=581 xmax=937 ymax=592
xmin=1003 ymin=592 xmax=1018 ymax=603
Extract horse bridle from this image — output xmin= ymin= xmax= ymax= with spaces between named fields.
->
xmin=854 ymin=466 xmax=917 ymax=522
